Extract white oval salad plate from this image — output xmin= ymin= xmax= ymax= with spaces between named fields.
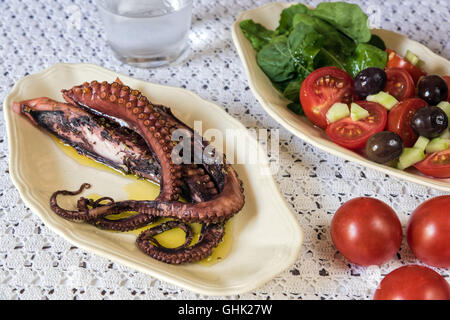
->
xmin=4 ymin=63 xmax=303 ymax=296
xmin=232 ymin=2 xmax=450 ymax=192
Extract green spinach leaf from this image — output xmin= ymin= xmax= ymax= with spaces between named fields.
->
xmin=257 ymin=36 xmax=297 ymax=83
xmin=287 ymin=102 xmax=304 ymax=115
xmin=345 ymin=43 xmax=388 ymax=77
xmin=276 ymin=3 xmax=311 ymax=35
xmin=239 ymin=19 xmax=276 ymax=52
xmin=292 ymin=13 xmax=356 ymax=56
xmin=368 ymin=34 xmax=387 ymax=50
xmin=288 ymin=23 xmax=324 ymax=74
xmin=283 ymin=78 xmax=304 ymax=103
xmin=311 ymin=2 xmax=372 ymax=43
xmin=314 ymin=48 xmax=348 ymax=71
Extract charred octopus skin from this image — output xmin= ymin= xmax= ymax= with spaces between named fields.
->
xmin=13 ymin=80 xmax=245 ymax=264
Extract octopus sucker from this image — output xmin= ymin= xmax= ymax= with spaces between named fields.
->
xmin=13 ymin=79 xmax=245 ymax=264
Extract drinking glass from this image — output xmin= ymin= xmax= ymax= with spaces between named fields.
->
xmin=96 ymin=0 xmax=193 ymax=68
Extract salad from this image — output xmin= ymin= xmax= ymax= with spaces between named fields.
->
xmin=240 ymin=2 xmax=450 ymax=179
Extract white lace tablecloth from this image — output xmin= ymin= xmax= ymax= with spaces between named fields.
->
xmin=0 ymin=0 xmax=449 ymax=300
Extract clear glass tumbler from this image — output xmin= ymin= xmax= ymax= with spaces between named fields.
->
xmin=96 ymin=0 xmax=193 ymax=68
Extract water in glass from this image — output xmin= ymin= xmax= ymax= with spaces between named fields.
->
xmin=98 ymin=0 xmax=193 ymax=67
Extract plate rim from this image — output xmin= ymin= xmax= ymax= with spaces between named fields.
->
xmin=231 ymin=2 xmax=450 ymax=193
xmin=3 ymin=62 xmax=304 ymax=296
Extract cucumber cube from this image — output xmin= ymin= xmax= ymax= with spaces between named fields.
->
xmin=413 ymin=136 xmax=430 ymax=152
xmin=439 ymin=129 xmax=450 ymax=140
xmin=367 ymin=91 xmax=399 ymax=110
xmin=437 ymin=101 xmax=450 ymax=120
xmin=405 ymin=50 xmax=420 ymax=66
xmin=350 ymin=103 xmax=370 ymax=121
xmin=326 ymin=103 xmax=350 ymax=123
xmin=397 ymin=147 xmax=426 ymax=170
xmin=425 ymin=138 xmax=450 ymax=154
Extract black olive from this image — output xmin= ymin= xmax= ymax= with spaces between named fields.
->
xmin=418 ymin=75 xmax=448 ymax=105
xmin=354 ymin=67 xmax=387 ymax=99
xmin=365 ymin=132 xmax=404 ymax=164
xmin=410 ymin=106 xmax=448 ymax=138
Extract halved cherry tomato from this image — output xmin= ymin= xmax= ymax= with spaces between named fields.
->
xmin=326 ymin=101 xmax=387 ymax=150
xmin=384 ymin=68 xmax=415 ymax=101
xmin=387 ymin=98 xmax=428 ymax=147
xmin=300 ymin=66 xmax=354 ymax=129
xmin=414 ymin=148 xmax=450 ymax=178
xmin=443 ymin=76 xmax=450 ymax=102
xmin=386 ymin=48 xmax=427 ymax=84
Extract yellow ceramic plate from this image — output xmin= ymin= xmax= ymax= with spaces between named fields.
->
xmin=232 ymin=2 xmax=450 ymax=192
xmin=4 ymin=63 xmax=303 ymax=296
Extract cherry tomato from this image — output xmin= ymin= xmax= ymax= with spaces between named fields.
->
xmin=331 ymin=197 xmax=402 ymax=266
xmin=443 ymin=76 xmax=450 ymax=102
xmin=386 ymin=49 xmax=427 ymax=84
xmin=406 ymin=196 xmax=450 ymax=268
xmin=373 ymin=265 xmax=450 ymax=300
xmin=384 ymin=68 xmax=415 ymax=101
xmin=414 ymin=148 xmax=450 ymax=178
xmin=387 ymin=98 xmax=428 ymax=147
xmin=326 ymin=101 xmax=387 ymax=150
xmin=300 ymin=66 xmax=354 ymax=129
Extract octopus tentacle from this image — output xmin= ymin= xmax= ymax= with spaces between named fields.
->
xmin=91 ymin=214 xmax=159 ymax=232
xmin=13 ymin=79 xmax=245 ymax=264
xmin=136 ymin=223 xmax=224 ymax=264
xmin=49 ymin=183 xmax=96 ymax=221
xmin=182 ymin=164 xmax=219 ymax=202
xmin=62 ymin=81 xmax=183 ymax=202
xmin=60 ymin=80 xmax=245 ymax=223
xmin=82 ymin=195 xmax=159 ymax=232
xmin=49 ymin=164 xmax=243 ymax=224
xmin=139 ymin=220 xmax=194 ymax=250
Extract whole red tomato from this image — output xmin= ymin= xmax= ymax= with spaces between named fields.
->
xmin=407 ymin=196 xmax=450 ymax=268
xmin=331 ymin=197 xmax=402 ymax=266
xmin=373 ymin=265 xmax=450 ymax=300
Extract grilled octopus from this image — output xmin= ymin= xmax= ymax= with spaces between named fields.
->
xmin=13 ymin=79 xmax=245 ymax=264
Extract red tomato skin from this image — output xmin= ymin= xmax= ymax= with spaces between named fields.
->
xmin=386 ymin=49 xmax=427 ymax=84
xmin=326 ymin=101 xmax=387 ymax=150
xmin=373 ymin=265 xmax=450 ymax=300
xmin=300 ymin=66 xmax=354 ymax=129
xmin=384 ymin=68 xmax=416 ymax=101
xmin=414 ymin=149 xmax=450 ymax=178
xmin=407 ymin=196 xmax=450 ymax=268
xmin=443 ymin=76 xmax=450 ymax=102
xmin=387 ymin=98 xmax=428 ymax=147
xmin=326 ymin=120 xmax=369 ymax=150
xmin=331 ymin=197 xmax=402 ymax=266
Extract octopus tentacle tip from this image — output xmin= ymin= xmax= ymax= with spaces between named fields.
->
xmin=82 ymin=183 xmax=91 ymax=189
